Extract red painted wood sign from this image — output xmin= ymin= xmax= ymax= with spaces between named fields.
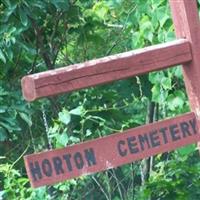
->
xmin=21 ymin=39 xmax=191 ymax=101
xmin=25 ymin=112 xmax=200 ymax=188
xmin=21 ymin=0 xmax=200 ymax=188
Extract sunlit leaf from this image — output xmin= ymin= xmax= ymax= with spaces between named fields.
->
xmin=19 ymin=8 xmax=28 ymax=27
xmin=58 ymin=109 xmax=71 ymax=125
xmin=0 ymin=49 xmax=6 ymax=63
xmin=69 ymin=106 xmax=84 ymax=116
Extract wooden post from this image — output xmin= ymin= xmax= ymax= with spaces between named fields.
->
xmin=21 ymin=39 xmax=191 ymax=101
xmin=170 ymin=0 xmax=200 ymax=123
xmin=21 ymin=0 xmax=200 ymax=188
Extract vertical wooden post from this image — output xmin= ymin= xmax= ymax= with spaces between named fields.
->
xmin=170 ymin=1 xmax=200 ymax=124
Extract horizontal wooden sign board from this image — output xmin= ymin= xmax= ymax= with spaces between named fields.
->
xmin=21 ymin=39 xmax=191 ymax=101
xmin=24 ymin=112 xmax=200 ymax=188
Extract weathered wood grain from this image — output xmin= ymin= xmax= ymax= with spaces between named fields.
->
xmin=24 ymin=112 xmax=200 ymax=188
xmin=170 ymin=0 xmax=200 ymax=147
xmin=22 ymin=39 xmax=192 ymax=101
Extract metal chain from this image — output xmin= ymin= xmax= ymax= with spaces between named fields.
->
xmin=42 ymin=108 xmax=49 ymax=134
xmin=160 ymin=84 xmax=166 ymax=118
xmin=42 ymin=107 xmax=52 ymax=149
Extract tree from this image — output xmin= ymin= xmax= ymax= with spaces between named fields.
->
xmin=1 ymin=0 xmax=200 ymax=199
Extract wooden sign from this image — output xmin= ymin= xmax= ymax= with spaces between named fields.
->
xmin=21 ymin=39 xmax=191 ymax=101
xmin=21 ymin=0 xmax=200 ymax=190
xmin=24 ymin=112 xmax=200 ymax=188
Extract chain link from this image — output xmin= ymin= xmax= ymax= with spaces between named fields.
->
xmin=160 ymin=85 xmax=166 ymax=118
xmin=42 ymin=107 xmax=52 ymax=149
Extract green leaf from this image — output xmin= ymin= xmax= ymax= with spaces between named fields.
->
xmin=174 ymin=66 xmax=183 ymax=79
xmin=69 ymin=106 xmax=84 ymax=116
xmin=140 ymin=15 xmax=154 ymax=42
xmin=6 ymin=48 xmax=13 ymax=61
xmin=93 ymin=2 xmax=109 ymax=20
xmin=2 ymin=4 xmax=17 ymax=22
xmin=9 ymin=27 xmax=17 ymax=34
xmin=19 ymin=112 xmax=32 ymax=127
xmin=177 ymin=144 xmax=196 ymax=156
xmin=48 ymin=123 xmax=60 ymax=136
xmin=86 ymin=129 xmax=92 ymax=136
xmin=0 ymin=87 xmax=8 ymax=96
xmin=156 ymin=6 xmax=169 ymax=27
xmin=51 ymin=0 xmax=69 ymax=11
xmin=151 ymin=84 xmax=160 ymax=102
xmin=58 ymin=109 xmax=71 ymax=125
xmin=57 ymin=133 xmax=68 ymax=146
xmin=165 ymin=30 xmax=175 ymax=41
xmin=167 ymin=90 xmax=185 ymax=111
xmin=161 ymin=77 xmax=171 ymax=90
xmin=149 ymin=72 xmax=164 ymax=84
xmin=0 ymin=49 xmax=6 ymax=63
xmin=0 ymin=108 xmax=6 ymax=113
xmin=0 ymin=121 xmax=21 ymax=132
xmin=0 ymin=127 xmax=7 ymax=141
xmin=19 ymin=8 xmax=28 ymax=27
xmin=69 ymin=136 xmax=80 ymax=143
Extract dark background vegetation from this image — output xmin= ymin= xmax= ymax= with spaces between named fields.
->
xmin=1 ymin=0 xmax=200 ymax=199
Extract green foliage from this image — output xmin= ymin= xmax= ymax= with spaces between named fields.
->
xmin=0 ymin=84 xmax=33 ymax=143
xmin=0 ymin=0 xmax=199 ymax=199
xmin=142 ymin=151 xmax=200 ymax=200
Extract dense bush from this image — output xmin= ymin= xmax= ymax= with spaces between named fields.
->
xmin=1 ymin=0 xmax=200 ymax=199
